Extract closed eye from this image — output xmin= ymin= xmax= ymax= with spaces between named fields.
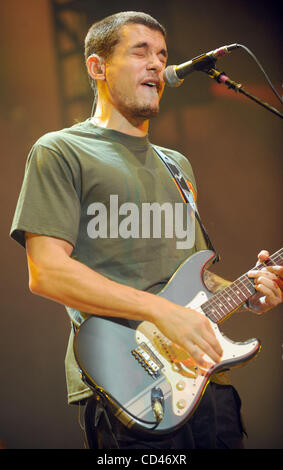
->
xmin=131 ymin=42 xmax=168 ymax=64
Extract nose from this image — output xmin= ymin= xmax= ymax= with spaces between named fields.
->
xmin=146 ymin=53 xmax=164 ymax=73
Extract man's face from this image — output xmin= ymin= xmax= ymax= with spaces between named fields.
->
xmin=104 ymin=23 xmax=168 ymax=121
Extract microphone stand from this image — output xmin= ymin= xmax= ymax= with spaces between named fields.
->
xmin=204 ymin=67 xmax=283 ymax=119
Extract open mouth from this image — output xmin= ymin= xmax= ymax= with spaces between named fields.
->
xmin=141 ymin=80 xmax=160 ymax=92
xmin=141 ymin=81 xmax=159 ymax=95
xmin=142 ymin=82 xmax=157 ymax=88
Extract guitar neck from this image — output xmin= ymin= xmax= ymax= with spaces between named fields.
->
xmin=201 ymin=248 xmax=283 ymax=324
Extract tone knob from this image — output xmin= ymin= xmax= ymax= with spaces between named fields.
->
xmin=177 ymin=399 xmax=186 ymax=409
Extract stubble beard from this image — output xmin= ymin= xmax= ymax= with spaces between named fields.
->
xmin=120 ymin=101 xmax=160 ymax=123
xmin=116 ymin=90 xmax=160 ymax=123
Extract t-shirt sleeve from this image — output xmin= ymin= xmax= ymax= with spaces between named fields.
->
xmin=10 ymin=143 xmax=81 ymax=248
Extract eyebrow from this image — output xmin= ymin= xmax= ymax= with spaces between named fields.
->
xmin=131 ymin=41 xmax=168 ymax=59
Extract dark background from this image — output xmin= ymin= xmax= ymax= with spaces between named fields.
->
xmin=0 ymin=0 xmax=282 ymax=449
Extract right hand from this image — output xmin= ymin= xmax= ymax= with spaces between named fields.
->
xmin=152 ymin=300 xmax=223 ymax=367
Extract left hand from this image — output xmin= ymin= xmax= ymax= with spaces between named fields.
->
xmin=247 ymin=250 xmax=283 ymax=314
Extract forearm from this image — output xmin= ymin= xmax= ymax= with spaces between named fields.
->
xmin=28 ymin=250 xmax=162 ymax=322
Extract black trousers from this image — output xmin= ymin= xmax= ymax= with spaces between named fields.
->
xmin=83 ymin=383 xmax=246 ymax=449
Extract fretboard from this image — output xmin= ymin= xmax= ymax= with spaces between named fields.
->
xmin=201 ymin=248 xmax=283 ymax=324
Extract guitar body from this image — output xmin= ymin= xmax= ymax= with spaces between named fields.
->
xmin=74 ymin=249 xmax=261 ymax=436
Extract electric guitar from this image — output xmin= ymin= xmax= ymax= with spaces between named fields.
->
xmin=73 ymin=248 xmax=282 ymax=436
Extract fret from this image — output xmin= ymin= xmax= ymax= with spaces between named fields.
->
xmin=225 ymin=285 xmax=244 ymax=306
xmin=202 ymin=285 xmax=245 ymax=323
xmin=201 ymin=248 xmax=282 ymax=323
xmin=203 ymin=306 xmax=223 ymax=323
xmin=205 ymin=297 xmax=222 ymax=318
xmin=203 ymin=276 xmax=252 ymax=322
xmin=201 ymin=303 xmax=220 ymax=323
xmin=218 ymin=288 xmax=239 ymax=310
xmin=229 ymin=280 xmax=247 ymax=303
xmin=237 ymin=275 xmax=256 ymax=297
xmin=203 ymin=285 xmax=243 ymax=322
xmin=209 ymin=295 xmax=227 ymax=316
xmin=227 ymin=290 xmax=244 ymax=306
xmin=221 ymin=293 xmax=235 ymax=310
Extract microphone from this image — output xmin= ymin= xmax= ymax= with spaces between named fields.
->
xmin=164 ymin=44 xmax=239 ymax=87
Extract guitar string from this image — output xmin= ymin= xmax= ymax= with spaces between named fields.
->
xmin=202 ymin=249 xmax=282 ymax=322
xmin=205 ymin=278 xmax=248 ymax=321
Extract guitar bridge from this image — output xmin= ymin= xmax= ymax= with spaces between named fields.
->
xmin=131 ymin=343 xmax=163 ymax=379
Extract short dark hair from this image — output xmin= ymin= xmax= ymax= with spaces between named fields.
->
xmin=85 ymin=11 xmax=166 ymax=93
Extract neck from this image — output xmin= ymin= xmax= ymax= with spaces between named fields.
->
xmin=92 ymin=99 xmax=149 ymax=137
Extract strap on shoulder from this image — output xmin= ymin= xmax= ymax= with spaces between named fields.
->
xmin=152 ymin=145 xmax=219 ymax=263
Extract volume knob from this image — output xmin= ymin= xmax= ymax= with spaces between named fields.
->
xmin=176 ymin=380 xmax=186 ymax=391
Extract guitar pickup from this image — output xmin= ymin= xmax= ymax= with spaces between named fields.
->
xmin=131 ymin=343 xmax=163 ymax=379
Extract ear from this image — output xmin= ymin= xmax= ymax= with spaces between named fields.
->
xmin=86 ymin=54 xmax=106 ymax=81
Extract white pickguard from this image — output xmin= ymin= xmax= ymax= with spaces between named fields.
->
xmin=132 ymin=291 xmax=259 ymax=419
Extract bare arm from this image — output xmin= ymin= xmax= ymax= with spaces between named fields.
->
xmin=26 ymin=233 xmax=223 ymax=366
xmin=26 ymin=233 xmax=156 ymax=322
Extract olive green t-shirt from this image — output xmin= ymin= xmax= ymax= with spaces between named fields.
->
xmin=10 ymin=119 xmax=228 ymax=404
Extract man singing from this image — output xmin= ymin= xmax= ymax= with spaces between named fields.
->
xmin=10 ymin=11 xmax=282 ymax=449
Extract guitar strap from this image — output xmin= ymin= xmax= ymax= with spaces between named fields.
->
xmin=152 ymin=145 xmax=219 ymax=263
